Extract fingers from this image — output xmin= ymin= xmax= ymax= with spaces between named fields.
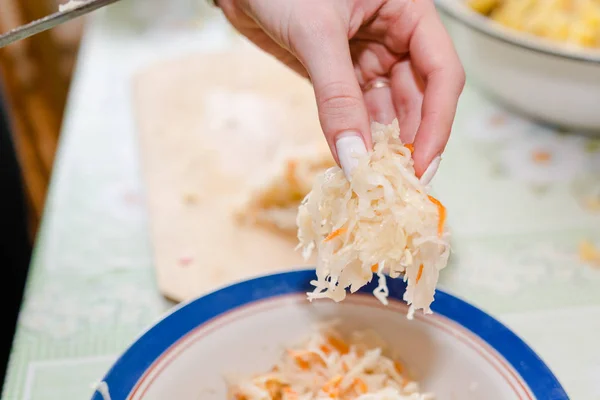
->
xmin=408 ymin=4 xmax=465 ymax=177
xmin=390 ymin=58 xmax=424 ymax=145
xmin=363 ymin=84 xmax=395 ymax=124
xmin=350 ymin=41 xmax=398 ymax=125
xmin=290 ymin=12 xmax=371 ymax=179
xmin=218 ymin=0 xmax=309 ymax=79
xmin=243 ymin=28 xmax=310 ymax=79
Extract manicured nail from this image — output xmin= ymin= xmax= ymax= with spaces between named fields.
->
xmin=335 ymin=133 xmax=367 ymax=179
xmin=420 ymin=155 xmax=441 ymax=186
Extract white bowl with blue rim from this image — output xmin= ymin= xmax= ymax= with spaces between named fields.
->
xmin=93 ymin=270 xmax=568 ymax=400
xmin=436 ymin=0 xmax=600 ymax=133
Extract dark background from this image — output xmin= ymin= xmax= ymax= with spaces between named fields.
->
xmin=0 ymin=91 xmax=32 ymax=394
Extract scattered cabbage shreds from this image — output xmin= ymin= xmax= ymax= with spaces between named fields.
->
xmin=236 ymin=150 xmax=335 ymax=236
xmin=296 ymin=120 xmax=451 ymax=316
xmin=229 ymin=327 xmax=434 ymax=400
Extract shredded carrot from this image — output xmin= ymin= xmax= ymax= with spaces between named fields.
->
xmin=371 ymin=263 xmax=379 ymax=272
xmin=341 ymin=360 xmax=349 ymax=373
xmin=288 ymin=350 xmax=311 ymax=370
xmin=325 ymin=375 xmax=342 ymax=386
xmin=265 ymin=379 xmax=283 ymax=397
xmin=401 ymin=376 xmax=410 ymax=388
xmin=324 ymin=227 xmax=347 ymax=242
xmin=322 ymin=375 xmax=343 ymax=396
xmin=353 ymin=378 xmax=368 ymax=394
xmin=532 ymin=150 xmax=551 ymax=164
xmin=579 ymin=240 xmax=600 ymax=267
xmin=428 ymin=195 xmax=446 ymax=236
xmin=289 ymin=349 xmax=326 ymax=370
xmin=327 ymin=335 xmax=350 ymax=354
xmin=394 ymin=360 xmax=405 ymax=374
xmin=319 ymin=344 xmax=331 ymax=354
xmin=285 ymin=160 xmax=298 ymax=187
xmin=395 ymin=144 xmax=414 ymax=156
xmin=416 ymin=264 xmax=424 ymax=284
xmin=292 ymin=356 xmax=310 ymax=370
xmin=282 ymin=386 xmax=298 ymax=399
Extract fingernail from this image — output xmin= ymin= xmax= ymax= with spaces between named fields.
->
xmin=420 ymin=155 xmax=441 ymax=186
xmin=335 ymin=133 xmax=367 ymax=179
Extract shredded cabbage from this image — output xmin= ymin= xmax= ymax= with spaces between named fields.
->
xmin=296 ymin=120 xmax=450 ymax=317
xmin=237 ymin=149 xmax=335 ymax=236
xmin=229 ymin=326 xmax=434 ymax=399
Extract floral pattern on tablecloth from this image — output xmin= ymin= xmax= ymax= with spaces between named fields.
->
xmin=459 ymin=95 xmax=600 ymax=204
xmin=19 ymin=270 xmax=172 ymax=339
xmin=441 ymin=230 xmax=600 ymax=313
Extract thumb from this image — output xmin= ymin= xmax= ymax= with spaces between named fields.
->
xmin=291 ymin=15 xmax=371 ymax=179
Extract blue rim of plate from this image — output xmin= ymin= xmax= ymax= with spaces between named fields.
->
xmin=92 ymin=269 xmax=568 ymax=400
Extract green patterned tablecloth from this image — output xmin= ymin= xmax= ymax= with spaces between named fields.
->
xmin=2 ymin=2 xmax=600 ymax=399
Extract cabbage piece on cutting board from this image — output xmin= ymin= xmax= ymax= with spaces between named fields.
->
xmin=132 ymin=44 xmax=328 ymax=302
xmin=235 ymin=146 xmax=335 ymax=236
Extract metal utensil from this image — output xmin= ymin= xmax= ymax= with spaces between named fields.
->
xmin=0 ymin=0 xmax=122 ymax=49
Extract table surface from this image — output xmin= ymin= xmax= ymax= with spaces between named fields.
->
xmin=3 ymin=1 xmax=600 ymax=399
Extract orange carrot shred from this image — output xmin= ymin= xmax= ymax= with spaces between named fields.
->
xmin=532 ymin=150 xmax=551 ymax=164
xmin=294 ymin=357 xmax=310 ymax=370
xmin=394 ymin=360 xmax=405 ymax=374
xmin=283 ymin=387 xmax=298 ymax=399
xmin=319 ymin=344 xmax=331 ymax=354
xmin=322 ymin=375 xmax=342 ymax=396
xmin=265 ymin=379 xmax=283 ymax=397
xmin=428 ymin=195 xmax=446 ymax=236
xmin=353 ymin=378 xmax=368 ymax=393
xmin=286 ymin=160 xmax=298 ymax=186
xmin=416 ymin=264 xmax=424 ymax=284
xmin=401 ymin=376 xmax=409 ymax=388
xmin=371 ymin=263 xmax=379 ymax=273
xmin=288 ymin=350 xmax=310 ymax=370
xmin=405 ymin=143 xmax=415 ymax=154
xmin=325 ymin=227 xmax=347 ymax=242
xmin=327 ymin=335 xmax=349 ymax=354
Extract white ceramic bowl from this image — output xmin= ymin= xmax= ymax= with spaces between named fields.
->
xmin=93 ymin=270 xmax=567 ymax=400
xmin=437 ymin=0 xmax=600 ymax=133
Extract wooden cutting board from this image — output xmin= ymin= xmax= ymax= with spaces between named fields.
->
xmin=132 ymin=45 xmax=327 ymax=302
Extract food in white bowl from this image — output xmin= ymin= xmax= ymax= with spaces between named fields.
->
xmin=91 ymin=270 xmax=568 ymax=400
xmin=297 ymin=120 xmax=449 ymax=317
xmin=229 ymin=325 xmax=434 ymax=400
xmin=468 ymin=0 xmax=600 ymax=48
xmin=436 ymin=0 xmax=600 ymax=132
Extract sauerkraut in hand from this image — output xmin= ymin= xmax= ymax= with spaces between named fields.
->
xmin=296 ymin=120 xmax=450 ymax=317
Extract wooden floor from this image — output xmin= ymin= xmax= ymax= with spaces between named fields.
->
xmin=0 ymin=0 xmax=83 ymax=241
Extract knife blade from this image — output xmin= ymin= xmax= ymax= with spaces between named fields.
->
xmin=0 ymin=0 xmax=122 ymax=49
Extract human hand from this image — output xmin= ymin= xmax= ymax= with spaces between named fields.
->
xmin=217 ymin=0 xmax=465 ymax=183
